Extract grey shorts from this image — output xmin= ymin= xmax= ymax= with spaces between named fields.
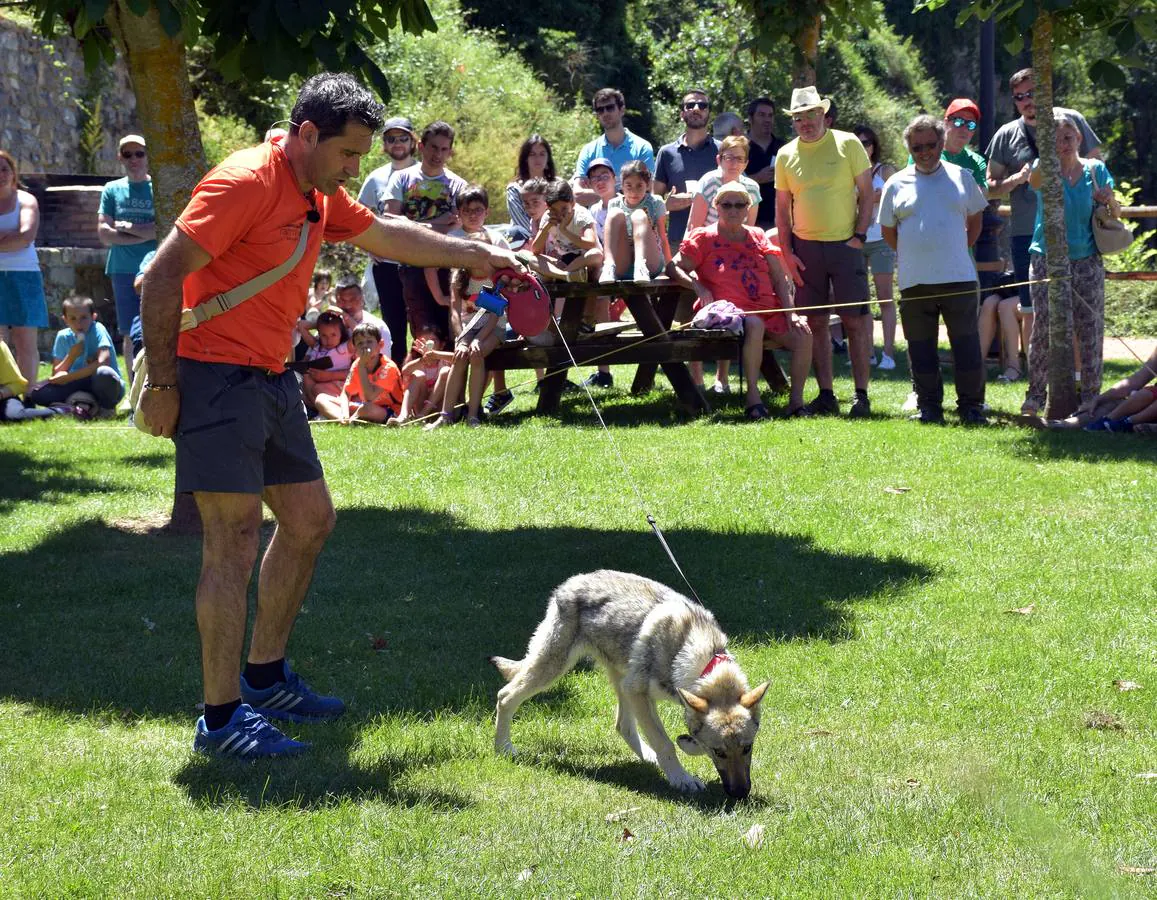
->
xmin=793 ymin=236 xmax=871 ymax=317
xmin=175 ymin=358 xmax=323 ymax=494
xmin=861 ymin=239 xmax=895 ymax=276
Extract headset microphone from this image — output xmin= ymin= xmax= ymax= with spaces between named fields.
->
xmin=306 ymin=210 xmax=320 ymax=223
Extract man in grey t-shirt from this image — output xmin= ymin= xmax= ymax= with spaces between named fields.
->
xmin=881 ymin=115 xmax=989 ymax=425
xmin=985 ymin=67 xmax=1100 ymax=314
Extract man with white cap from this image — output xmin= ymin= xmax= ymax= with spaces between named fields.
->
xmin=357 ymin=115 xmax=417 ymax=365
xmin=774 ymin=86 xmax=875 ymax=417
xmin=98 ymin=133 xmax=156 ymax=378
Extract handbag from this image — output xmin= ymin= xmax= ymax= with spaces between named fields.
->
xmin=131 ymin=218 xmax=313 ymax=434
xmin=1087 ymin=163 xmax=1134 ymax=256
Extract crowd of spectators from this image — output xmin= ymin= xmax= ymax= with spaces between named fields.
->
xmin=0 ymin=67 xmax=1140 ymax=429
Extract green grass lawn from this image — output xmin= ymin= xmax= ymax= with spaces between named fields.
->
xmin=2 ymin=356 xmax=1155 ymax=897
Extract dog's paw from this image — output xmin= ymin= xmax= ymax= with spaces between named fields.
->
xmin=638 ymin=744 xmax=658 ymax=765
xmin=667 ymin=771 xmax=706 ymax=793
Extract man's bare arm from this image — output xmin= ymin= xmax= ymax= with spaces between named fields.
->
xmin=350 ymin=215 xmax=518 ymax=275
xmin=140 ymin=229 xmax=212 ymax=386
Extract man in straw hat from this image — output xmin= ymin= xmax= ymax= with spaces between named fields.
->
xmin=774 ymin=86 xmax=875 ymax=418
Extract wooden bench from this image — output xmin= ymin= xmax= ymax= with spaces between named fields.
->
xmin=485 ymin=279 xmax=789 ymax=416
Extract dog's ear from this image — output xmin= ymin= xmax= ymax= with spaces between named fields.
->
xmin=677 ymin=734 xmax=706 ymax=756
xmin=739 ymin=681 xmax=769 ymax=709
xmin=677 ymin=688 xmax=710 ymax=714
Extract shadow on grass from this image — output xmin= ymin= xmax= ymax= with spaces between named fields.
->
xmin=1001 ymin=426 xmax=1157 ymax=464
xmin=0 ymin=507 xmax=930 ymax=806
xmin=0 ymin=446 xmax=112 ymax=512
xmin=172 ymin=719 xmax=475 ymax=811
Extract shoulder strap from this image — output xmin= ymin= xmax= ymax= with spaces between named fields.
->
xmin=180 ymin=218 xmax=312 ymax=332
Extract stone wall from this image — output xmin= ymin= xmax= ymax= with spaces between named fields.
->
xmin=0 ymin=16 xmax=139 ymax=176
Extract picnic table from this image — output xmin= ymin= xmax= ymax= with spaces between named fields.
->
xmin=485 ymin=278 xmax=789 ymax=416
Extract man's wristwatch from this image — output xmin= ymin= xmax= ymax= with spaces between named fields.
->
xmin=853 ymin=231 xmax=868 ymax=243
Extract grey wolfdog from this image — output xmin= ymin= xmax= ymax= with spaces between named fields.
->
xmin=491 ymin=570 xmax=768 ymax=798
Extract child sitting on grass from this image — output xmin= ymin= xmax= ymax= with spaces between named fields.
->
xmin=529 ymin=180 xmax=603 ymax=282
xmin=297 ymin=308 xmax=353 ymax=410
xmin=26 ymin=295 xmax=124 ymax=416
xmin=602 ymin=160 xmax=671 ymax=284
xmin=315 ymin=323 xmax=402 ymax=424
xmin=1082 ymin=345 xmax=1157 ymax=433
xmin=390 ymin=330 xmax=454 ymax=425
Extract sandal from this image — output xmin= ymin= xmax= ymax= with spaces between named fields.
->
xmin=785 ymin=405 xmax=814 ymax=418
xmin=745 ymin=403 xmax=771 ymax=421
xmin=423 ymin=411 xmax=455 ymax=431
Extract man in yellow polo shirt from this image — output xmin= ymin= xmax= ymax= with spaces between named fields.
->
xmin=775 ymin=87 xmax=875 ymax=417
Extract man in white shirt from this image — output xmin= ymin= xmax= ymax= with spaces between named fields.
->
xmin=879 ymin=115 xmax=989 ymax=425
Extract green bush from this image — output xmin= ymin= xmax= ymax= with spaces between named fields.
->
xmin=358 ymin=0 xmax=594 ymax=222
xmin=196 ymin=100 xmax=258 ymax=168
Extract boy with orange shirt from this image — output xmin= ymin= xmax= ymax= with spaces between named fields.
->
xmin=315 ymin=322 xmax=402 ymax=423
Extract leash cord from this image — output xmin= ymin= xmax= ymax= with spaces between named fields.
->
xmin=552 ymin=318 xmax=708 ymax=606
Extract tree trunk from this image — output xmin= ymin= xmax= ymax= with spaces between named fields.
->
xmin=792 ymin=13 xmax=821 ymax=87
xmin=108 ymin=1 xmax=208 ymax=534
xmin=1031 ymin=12 xmax=1078 ymax=419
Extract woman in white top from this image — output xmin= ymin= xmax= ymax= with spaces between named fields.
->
xmin=853 ymin=126 xmax=898 ymax=370
xmin=0 ymin=150 xmax=49 ymax=386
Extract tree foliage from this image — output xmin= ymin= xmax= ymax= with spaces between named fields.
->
xmin=31 ymin=0 xmax=438 ymax=102
xmin=918 ymin=0 xmax=1157 ymax=89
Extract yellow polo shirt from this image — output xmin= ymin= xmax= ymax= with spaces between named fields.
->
xmin=774 ymin=129 xmax=871 ymax=242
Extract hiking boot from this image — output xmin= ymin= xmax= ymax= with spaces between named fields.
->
xmin=484 ymin=389 xmax=514 ymax=415
xmin=582 ymin=371 xmax=613 ymax=389
xmin=959 ymin=407 xmax=989 ymax=426
xmin=848 ymin=394 xmax=872 ymax=418
xmin=909 ymin=409 xmax=945 ymax=425
xmin=804 ymin=392 xmax=840 ymax=416
xmin=241 ymin=662 xmax=345 ymax=723
xmin=193 ymin=704 xmax=309 ymax=759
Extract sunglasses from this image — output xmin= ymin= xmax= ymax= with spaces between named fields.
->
xmin=791 ymin=110 xmax=822 ymax=123
xmin=594 ymin=103 xmax=621 ymax=114
xmin=588 ymin=171 xmax=614 ymax=181
xmin=683 ymin=101 xmax=709 ymax=110
xmin=717 ymin=201 xmax=749 ymax=210
xmin=949 ymin=117 xmax=978 ymax=131
xmin=384 ymin=134 xmax=411 ymax=144
xmin=121 ymin=150 xmax=146 ymax=159
xmin=909 ymin=141 xmax=940 ymax=153
xmin=1012 ymin=90 xmax=1034 ymax=102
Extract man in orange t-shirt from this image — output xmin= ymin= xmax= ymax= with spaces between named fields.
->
xmin=139 ymin=73 xmax=521 ymax=759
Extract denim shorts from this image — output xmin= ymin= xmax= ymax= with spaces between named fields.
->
xmin=175 ymin=358 xmax=323 ymax=494
xmin=0 ymin=270 xmax=49 ymax=328
xmin=861 ymin=239 xmax=895 ymax=276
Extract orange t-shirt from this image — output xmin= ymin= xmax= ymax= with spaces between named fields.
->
xmin=343 ymin=355 xmax=403 ymax=411
xmin=176 ymin=140 xmax=376 ymax=371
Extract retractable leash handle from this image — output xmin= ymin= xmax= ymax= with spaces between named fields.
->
xmin=487 ymin=267 xmax=552 ymax=338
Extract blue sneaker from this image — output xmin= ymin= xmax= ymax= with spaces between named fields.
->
xmin=1083 ymin=416 xmax=1112 ymax=432
xmin=240 ymin=662 xmax=346 ymax=723
xmin=193 ymin=704 xmax=309 ymax=758
xmin=1106 ymin=416 xmax=1134 ymax=433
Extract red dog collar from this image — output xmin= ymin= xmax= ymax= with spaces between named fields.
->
xmin=700 ymin=652 xmax=733 ymax=678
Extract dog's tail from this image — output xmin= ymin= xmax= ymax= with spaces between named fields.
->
xmin=489 ymin=656 xmax=522 ymax=682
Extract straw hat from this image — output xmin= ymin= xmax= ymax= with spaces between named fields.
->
xmin=787 ymin=86 xmax=831 ymax=115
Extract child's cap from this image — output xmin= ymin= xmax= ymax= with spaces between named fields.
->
xmin=586 ymin=157 xmax=614 ymax=177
